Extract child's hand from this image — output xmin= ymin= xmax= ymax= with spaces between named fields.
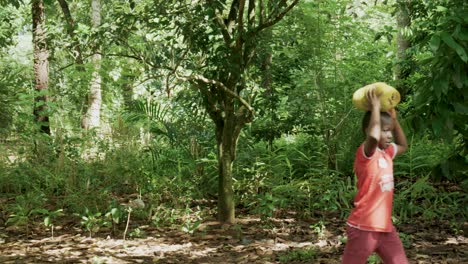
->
xmin=388 ymin=108 xmax=397 ymax=119
xmin=366 ymin=87 xmax=381 ymax=110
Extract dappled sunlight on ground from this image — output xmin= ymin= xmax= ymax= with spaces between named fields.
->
xmin=0 ymin=214 xmax=466 ymax=263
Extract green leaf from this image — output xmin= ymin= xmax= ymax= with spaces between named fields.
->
xmin=374 ymin=32 xmax=383 ymax=41
xmin=452 ymin=64 xmax=463 ymax=88
xmin=435 ymin=6 xmax=448 ymax=12
xmin=31 ymin=208 xmax=49 ymax=215
xmin=433 ymin=75 xmax=449 ymax=97
xmin=453 ymin=103 xmax=468 ymax=114
xmin=44 ymin=216 xmax=51 ymax=227
xmin=441 ymin=32 xmax=468 ymax=62
xmin=458 ymin=31 xmax=468 ymax=41
xmin=0 ymin=0 xmax=22 ymax=8
xmin=429 ymin=35 xmax=441 ymax=53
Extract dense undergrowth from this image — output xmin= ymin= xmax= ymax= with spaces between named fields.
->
xmin=0 ymin=123 xmax=466 ymax=239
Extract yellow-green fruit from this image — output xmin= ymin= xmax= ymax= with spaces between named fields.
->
xmin=352 ymin=82 xmax=401 ymax=111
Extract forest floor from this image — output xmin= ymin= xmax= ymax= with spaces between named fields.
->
xmin=0 ymin=211 xmax=466 ymax=264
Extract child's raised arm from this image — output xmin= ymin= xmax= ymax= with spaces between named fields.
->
xmin=363 ymin=88 xmax=381 ymax=157
xmin=388 ymin=108 xmax=408 ymax=156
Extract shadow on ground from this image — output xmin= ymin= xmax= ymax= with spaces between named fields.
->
xmin=0 ymin=215 xmax=466 ymax=263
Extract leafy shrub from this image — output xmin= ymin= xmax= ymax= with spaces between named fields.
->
xmin=394 ymin=135 xmax=453 ymax=180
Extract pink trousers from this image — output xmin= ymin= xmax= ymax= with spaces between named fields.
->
xmin=342 ymin=225 xmax=409 ymax=264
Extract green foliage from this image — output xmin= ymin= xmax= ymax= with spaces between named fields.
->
xmin=0 ymin=0 xmax=23 ymax=9
xmin=0 ymin=5 xmax=20 ymax=48
xmin=304 ymin=174 xmax=356 ymax=217
xmin=41 ymin=208 xmax=64 ymax=228
xmin=5 ymin=192 xmax=46 ymax=234
xmin=35 ymin=208 xmax=64 ymax=237
xmin=105 ymin=206 xmax=123 ymax=227
xmin=149 ymin=204 xmax=206 ymax=235
xmin=180 ymin=206 xmax=203 ymax=234
xmin=129 ymin=227 xmax=145 ymax=238
xmin=407 ymin=0 xmax=468 ymax=181
xmin=394 ymin=175 xmax=467 ymax=223
xmin=0 ymin=59 xmax=30 ymax=136
xmin=235 ymin=133 xmax=357 ymax=217
xmin=310 ymin=220 xmax=327 ymax=238
xmin=0 ymin=0 xmax=465 ymax=239
xmin=121 ymin=98 xmax=172 ymax=143
xmin=249 ymin=192 xmax=286 ymax=220
xmin=277 ymin=246 xmax=317 ymax=263
xmin=394 ymin=135 xmax=453 ymax=179
xmin=399 ymin=232 xmax=412 ymax=249
xmin=150 ymin=205 xmax=181 ymax=228
xmin=251 ymin=0 xmax=395 ymax=176
xmin=392 ymin=134 xmax=466 ymax=222
xmin=367 ymin=253 xmax=383 ymax=264
xmin=79 ymin=208 xmax=111 ymax=238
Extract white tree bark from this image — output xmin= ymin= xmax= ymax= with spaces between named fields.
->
xmin=82 ymin=0 xmax=102 ymax=130
xmin=32 ymin=0 xmax=50 ymax=134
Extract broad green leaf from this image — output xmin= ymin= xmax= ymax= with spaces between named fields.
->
xmin=441 ymin=32 xmax=468 ymax=62
xmin=429 ymin=34 xmax=441 ymax=53
xmin=433 ymin=74 xmax=449 ymax=97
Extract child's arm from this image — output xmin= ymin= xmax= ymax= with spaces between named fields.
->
xmin=363 ymin=88 xmax=381 ymax=157
xmin=388 ymin=108 xmax=408 ymax=156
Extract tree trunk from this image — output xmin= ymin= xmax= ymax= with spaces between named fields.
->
xmin=32 ymin=0 xmax=50 ymax=135
xmin=395 ymin=0 xmax=411 ymax=98
xmin=260 ymin=41 xmax=275 ymax=149
xmin=216 ymin=107 xmax=239 ymax=224
xmin=217 ymin=142 xmax=235 ymax=223
xmin=121 ymin=71 xmax=137 ymax=109
xmin=82 ymin=0 xmax=102 ymax=130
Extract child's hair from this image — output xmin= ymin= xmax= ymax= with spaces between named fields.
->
xmin=362 ymin=111 xmax=392 ymax=134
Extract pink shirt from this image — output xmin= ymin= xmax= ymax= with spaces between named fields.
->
xmin=347 ymin=143 xmax=397 ymax=232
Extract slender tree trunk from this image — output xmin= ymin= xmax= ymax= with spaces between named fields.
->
xmin=121 ymin=71 xmax=137 ymax=109
xmin=82 ymin=0 xmax=102 ymax=130
xmin=395 ymin=0 xmax=411 ymax=98
xmin=260 ymin=35 xmax=274 ymax=148
xmin=32 ymin=0 xmax=50 ymax=135
xmin=263 ymin=53 xmax=274 ymax=149
xmin=122 ymin=82 xmax=134 ymax=109
xmin=58 ymin=0 xmax=85 ymax=67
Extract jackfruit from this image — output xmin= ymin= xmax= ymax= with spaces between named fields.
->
xmin=352 ymin=82 xmax=400 ymax=111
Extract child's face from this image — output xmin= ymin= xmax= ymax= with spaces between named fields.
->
xmin=378 ymin=121 xmax=394 ymax=149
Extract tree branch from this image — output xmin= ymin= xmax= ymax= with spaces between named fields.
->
xmin=175 ymin=73 xmax=254 ymax=114
xmin=237 ymin=0 xmax=246 ymax=49
xmin=247 ymin=0 xmax=255 ymax=31
xmin=215 ymin=13 xmax=232 ymax=45
xmin=251 ymin=0 xmax=299 ymax=37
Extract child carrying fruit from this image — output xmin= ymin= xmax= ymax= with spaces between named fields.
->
xmin=342 ymin=86 xmax=409 ymax=264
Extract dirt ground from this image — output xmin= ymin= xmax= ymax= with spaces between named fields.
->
xmin=0 ymin=213 xmax=466 ymax=264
